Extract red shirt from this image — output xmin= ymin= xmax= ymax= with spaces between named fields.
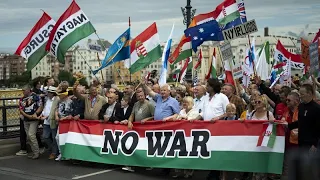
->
xmin=275 ymin=103 xmax=288 ymax=120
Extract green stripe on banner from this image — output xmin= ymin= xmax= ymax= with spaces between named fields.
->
xmin=267 ymin=124 xmax=277 ymax=148
xmin=61 ymin=144 xmax=284 ymax=174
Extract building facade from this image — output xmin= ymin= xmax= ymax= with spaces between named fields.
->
xmin=0 ymin=54 xmax=26 ymax=80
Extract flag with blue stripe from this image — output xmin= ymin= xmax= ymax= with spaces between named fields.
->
xmin=93 ymin=28 xmax=130 ymax=75
xmin=159 ymin=24 xmax=174 ymax=86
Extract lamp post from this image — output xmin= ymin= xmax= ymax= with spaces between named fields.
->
xmin=181 ymin=0 xmax=196 ymax=83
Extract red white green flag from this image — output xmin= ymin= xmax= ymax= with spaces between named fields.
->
xmin=45 ymin=0 xmax=96 ymax=63
xmin=15 ymin=12 xmax=55 ymax=71
xmin=194 ymin=48 xmax=202 ymax=70
xmin=206 ymin=48 xmax=217 ymax=79
xmin=128 ymin=23 xmax=162 ymax=73
xmin=257 ymin=123 xmax=277 ymax=148
xmin=169 ymin=35 xmax=192 ymax=65
xmin=179 ymin=57 xmax=192 ymax=83
xmin=59 ymin=120 xmax=285 ymax=174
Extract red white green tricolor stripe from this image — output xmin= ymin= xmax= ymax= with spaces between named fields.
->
xmin=45 ymin=0 xmax=95 ymax=63
xmin=59 ymin=120 xmax=285 ymax=174
xmin=128 ymin=23 xmax=162 ymax=73
xmin=15 ymin=12 xmax=55 ymax=71
xmin=206 ymin=48 xmax=217 ymax=79
xmin=169 ymin=35 xmax=192 ymax=65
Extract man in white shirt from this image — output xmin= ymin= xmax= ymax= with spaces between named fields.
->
xmin=203 ymin=79 xmax=229 ymax=180
xmin=193 ymin=84 xmax=207 ymax=114
xmin=202 ymin=78 xmax=229 ymax=121
xmin=39 ymin=86 xmax=57 ymax=160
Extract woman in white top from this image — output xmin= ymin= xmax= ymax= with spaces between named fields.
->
xmin=177 ymin=96 xmax=201 ymax=121
xmin=249 ymin=95 xmax=274 ymax=180
xmin=173 ymin=96 xmax=200 ymax=178
xmin=249 ymin=95 xmax=275 ymax=121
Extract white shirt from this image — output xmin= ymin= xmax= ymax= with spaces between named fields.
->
xmin=105 ymin=102 xmax=116 ymax=118
xmin=193 ymin=95 xmax=207 ymax=114
xmin=178 ymin=108 xmax=200 ymax=120
xmin=42 ymin=97 xmax=54 ymax=125
xmin=202 ymin=93 xmax=229 ymax=121
xmin=123 ymin=106 xmax=128 ymax=115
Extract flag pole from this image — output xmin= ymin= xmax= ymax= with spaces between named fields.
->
xmin=76 ymin=49 xmax=100 ymax=84
xmin=247 ymin=35 xmax=257 ymax=76
xmin=96 ymin=52 xmax=104 ymax=81
xmin=129 ymin=17 xmax=132 ymax=83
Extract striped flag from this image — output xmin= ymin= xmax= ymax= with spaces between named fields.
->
xmin=257 ymin=123 xmax=277 ymax=148
xmin=205 ymin=48 xmax=217 ymax=79
xmin=159 ymin=24 xmax=174 ymax=86
xmin=194 ymin=48 xmax=202 ymax=69
xmin=179 ymin=57 xmax=192 ymax=83
xmin=193 ymin=70 xmax=199 ymax=85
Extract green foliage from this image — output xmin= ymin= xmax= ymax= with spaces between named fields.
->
xmin=58 ymin=70 xmax=87 ymax=86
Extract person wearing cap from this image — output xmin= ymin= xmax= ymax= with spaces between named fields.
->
xmin=55 ymin=89 xmax=73 ymax=161
xmin=19 ymin=85 xmax=43 ymax=159
xmin=38 ymin=86 xmax=59 ymax=160
xmin=73 ymin=83 xmax=107 ymax=120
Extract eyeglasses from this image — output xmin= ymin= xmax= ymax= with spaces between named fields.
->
xmin=255 ymin=101 xmax=262 ymax=104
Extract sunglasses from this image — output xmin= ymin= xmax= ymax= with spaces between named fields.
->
xmin=255 ymin=101 xmax=262 ymax=104
xmin=286 ymin=99 xmax=291 ymax=102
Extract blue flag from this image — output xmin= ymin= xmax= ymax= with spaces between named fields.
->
xmin=93 ymin=28 xmax=130 ymax=75
xmin=184 ymin=20 xmax=223 ymax=52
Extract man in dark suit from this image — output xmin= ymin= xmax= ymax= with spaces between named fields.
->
xmin=124 ymin=84 xmax=137 ymax=107
xmin=113 ymin=96 xmax=133 ymax=124
xmin=98 ymin=93 xmax=120 ymax=122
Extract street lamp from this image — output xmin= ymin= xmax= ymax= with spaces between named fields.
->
xmin=181 ymin=0 xmax=196 ymax=83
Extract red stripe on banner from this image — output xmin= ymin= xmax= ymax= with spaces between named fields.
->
xmin=256 ymin=123 xmax=269 ymax=146
xmin=46 ymin=0 xmax=81 ymax=51
xmin=59 ymin=120 xmax=286 ymax=137
xmin=15 ymin=12 xmax=52 ymax=55
xmin=130 ymin=23 xmax=158 ymax=54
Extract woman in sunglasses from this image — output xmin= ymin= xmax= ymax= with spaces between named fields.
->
xmin=250 ymin=95 xmax=275 ymax=121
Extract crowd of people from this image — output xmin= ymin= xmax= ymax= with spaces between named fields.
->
xmin=15 ymin=75 xmax=320 ymax=180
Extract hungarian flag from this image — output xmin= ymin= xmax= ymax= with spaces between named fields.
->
xmin=312 ymin=29 xmax=320 ymax=43
xmin=194 ymin=48 xmax=202 ymax=69
xmin=224 ymin=59 xmax=235 ymax=85
xmin=179 ymin=57 xmax=192 ymax=83
xmin=128 ymin=23 xmax=162 ymax=73
xmin=205 ymin=48 xmax=217 ymax=79
xmin=273 ymin=40 xmax=304 ymax=69
xmin=45 ymin=0 xmax=96 ymax=63
xmin=301 ymin=38 xmax=310 ymax=66
xmin=257 ymin=123 xmax=277 ymax=148
xmin=169 ymin=35 xmax=192 ymax=65
xmin=189 ymin=0 xmax=240 ymax=26
xmin=15 ymin=12 xmax=55 ymax=71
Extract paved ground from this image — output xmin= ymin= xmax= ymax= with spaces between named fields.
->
xmin=0 ymin=154 xmax=212 ymax=180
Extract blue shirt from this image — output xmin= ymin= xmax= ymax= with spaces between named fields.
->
xmin=154 ymin=94 xmax=180 ymax=120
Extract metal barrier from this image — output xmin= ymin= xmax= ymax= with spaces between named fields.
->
xmin=0 ymin=97 xmax=21 ymax=139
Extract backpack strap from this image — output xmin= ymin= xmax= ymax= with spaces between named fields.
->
xmin=266 ymin=111 xmax=270 ymax=120
xmin=250 ymin=110 xmax=256 ymax=120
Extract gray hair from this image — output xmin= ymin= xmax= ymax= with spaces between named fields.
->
xmin=160 ymin=84 xmax=171 ymax=91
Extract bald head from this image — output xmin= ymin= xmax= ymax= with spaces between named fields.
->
xmin=107 ymin=93 xmax=117 ymax=105
xmin=160 ymin=84 xmax=171 ymax=98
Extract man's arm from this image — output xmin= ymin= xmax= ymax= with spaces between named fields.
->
xmin=142 ymin=83 xmax=157 ymax=98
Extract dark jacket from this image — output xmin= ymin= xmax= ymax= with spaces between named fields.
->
xmin=288 ymin=100 xmax=320 ymax=148
xmin=129 ymin=93 xmax=138 ymax=107
xmin=112 ymin=106 xmax=133 ymax=122
xmin=98 ymin=102 xmax=121 ymax=120
xmin=71 ymin=98 xmax=85 ymax=119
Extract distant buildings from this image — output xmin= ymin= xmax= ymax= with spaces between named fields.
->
xmin=0 ymin=54 xmax=26 ymax=80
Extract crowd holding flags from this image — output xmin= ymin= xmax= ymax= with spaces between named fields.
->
xmin=14 ymin=0 xmax=320 ymax=87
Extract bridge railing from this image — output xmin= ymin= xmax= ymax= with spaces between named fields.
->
xmin=0 ymin=97 xmax=21 ymax=139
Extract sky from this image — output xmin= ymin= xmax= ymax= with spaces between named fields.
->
xmin=0 ymin=0 xmax=319 ymax=52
